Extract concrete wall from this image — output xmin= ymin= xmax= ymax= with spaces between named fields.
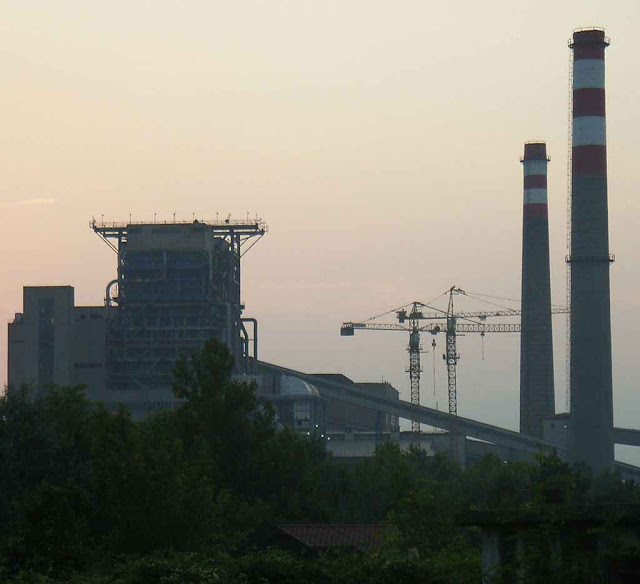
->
xmin=73 ymin=306 xmax=107 ymax=401
xmin=8 ymin=286 xmax=74 ymax=392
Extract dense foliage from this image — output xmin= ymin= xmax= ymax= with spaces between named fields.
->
xmin=1 ymin=339 xmax=638 ymax=582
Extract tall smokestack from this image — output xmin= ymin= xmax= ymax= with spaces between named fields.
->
xmin=520 ymin=142 xmax=555 ymax=438
xmin=568 ymin=28 xmax=614 ymax=473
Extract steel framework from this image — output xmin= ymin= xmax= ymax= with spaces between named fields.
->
xmin=91 ymin=217 xmax=267 ymax=394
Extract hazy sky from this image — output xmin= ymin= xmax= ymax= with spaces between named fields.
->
xmin=2 ymin=1 xmax=639 ymax=462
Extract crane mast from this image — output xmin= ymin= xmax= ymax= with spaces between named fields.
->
xmin=445 ymin=288 xmax=461 ymax=417
xmin=400 ymin=304 xmax=427 ymax=433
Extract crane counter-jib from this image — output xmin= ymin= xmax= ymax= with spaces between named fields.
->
xmin=340 ymin=322 xmax=411 ymax=334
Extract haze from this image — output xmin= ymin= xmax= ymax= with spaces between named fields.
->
xmin=2 ymin=1 xmax=639 ymax=463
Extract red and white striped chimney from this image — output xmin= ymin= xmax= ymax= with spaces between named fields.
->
xmin=520 ymin=142 xmax=554 ymax=438
xmin=568 ymin=28 xmax=615 ymax=473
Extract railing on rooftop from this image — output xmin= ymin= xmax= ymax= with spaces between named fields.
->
xmin=90 ymin=217 xmax=268 ymax=231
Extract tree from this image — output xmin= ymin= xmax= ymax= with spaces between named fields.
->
xmin=0 ymin=385 xmax=96 ymax=572
xmin=171 ymin=339 xmax=278 ymax=496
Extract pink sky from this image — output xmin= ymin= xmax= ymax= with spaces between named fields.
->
xmin=2 ymin=1 xmax=639 ymax=462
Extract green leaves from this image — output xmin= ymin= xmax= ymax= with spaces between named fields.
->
xmin=172 ymin=338 xmax=236 ymax=404
xmin=1 ymin=340 xmax=639 ymax=581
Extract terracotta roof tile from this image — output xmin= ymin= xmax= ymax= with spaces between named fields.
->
xmin=277 ymin=524 xmax=383 ymax=551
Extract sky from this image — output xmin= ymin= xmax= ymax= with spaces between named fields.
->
xmin=2 ymin=1 xmax=639 ymax=463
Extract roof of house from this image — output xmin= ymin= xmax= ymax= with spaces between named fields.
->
xmin=276 ymin=523 xmax=383 ymax=551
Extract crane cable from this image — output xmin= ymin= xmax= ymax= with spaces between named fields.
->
xmin=463 ymin=290 xmax=522 ymax=303
xmin=415 ymin=288 xmax=505 ymax=327
xmin=360 ymin=289 xmax=450 ymax=324
xmin=461 ymin=290 xmax=520 ymax=313
xmin=361 ymin=302 xmax=414 ymax=323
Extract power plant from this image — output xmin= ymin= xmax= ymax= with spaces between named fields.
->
xmin=5 ymin=28 xmax=639 ymax=477
xmin=8 ymin=218 xmax=268 ymax=419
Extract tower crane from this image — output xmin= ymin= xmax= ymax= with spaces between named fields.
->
xmin=341 ymin=286 xmax=568 ymax=432
xmin=341 ymin=301 xmax=436 ymax=433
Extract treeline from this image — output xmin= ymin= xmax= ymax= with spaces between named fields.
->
xmin=1 ymin=340 xmax=638 ymax=583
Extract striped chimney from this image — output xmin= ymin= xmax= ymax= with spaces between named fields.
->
xmin=568 ymin=28 xmax=615 ymax=473
xmin=520 ymin=142 xmax=555 ymax=438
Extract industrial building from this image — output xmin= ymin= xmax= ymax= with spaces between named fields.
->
xmin=311 ymin=375 xmax=400 ymax=433
xmin=7 ymin=218 xmax=400 ymax=432
xmin=251 ymin=372 xmax=400 ymax=436
xmin=92 ymin=218 xmax=265 ymax=417
xmin=8 ymin=286 xmax=107 ymax=398
xmin=8 ymin=218 xmax=267 ymax=418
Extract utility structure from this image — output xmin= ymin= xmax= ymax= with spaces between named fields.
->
xmin=91 ymin=217 xmax=267 ymax=398
xmin=520 ymin=142 xmax=555 ymax=438
xmin=340 ymin=287 xmax=563 ymax=431
xmin=567 ymin=28 xmax=615 ymax=473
